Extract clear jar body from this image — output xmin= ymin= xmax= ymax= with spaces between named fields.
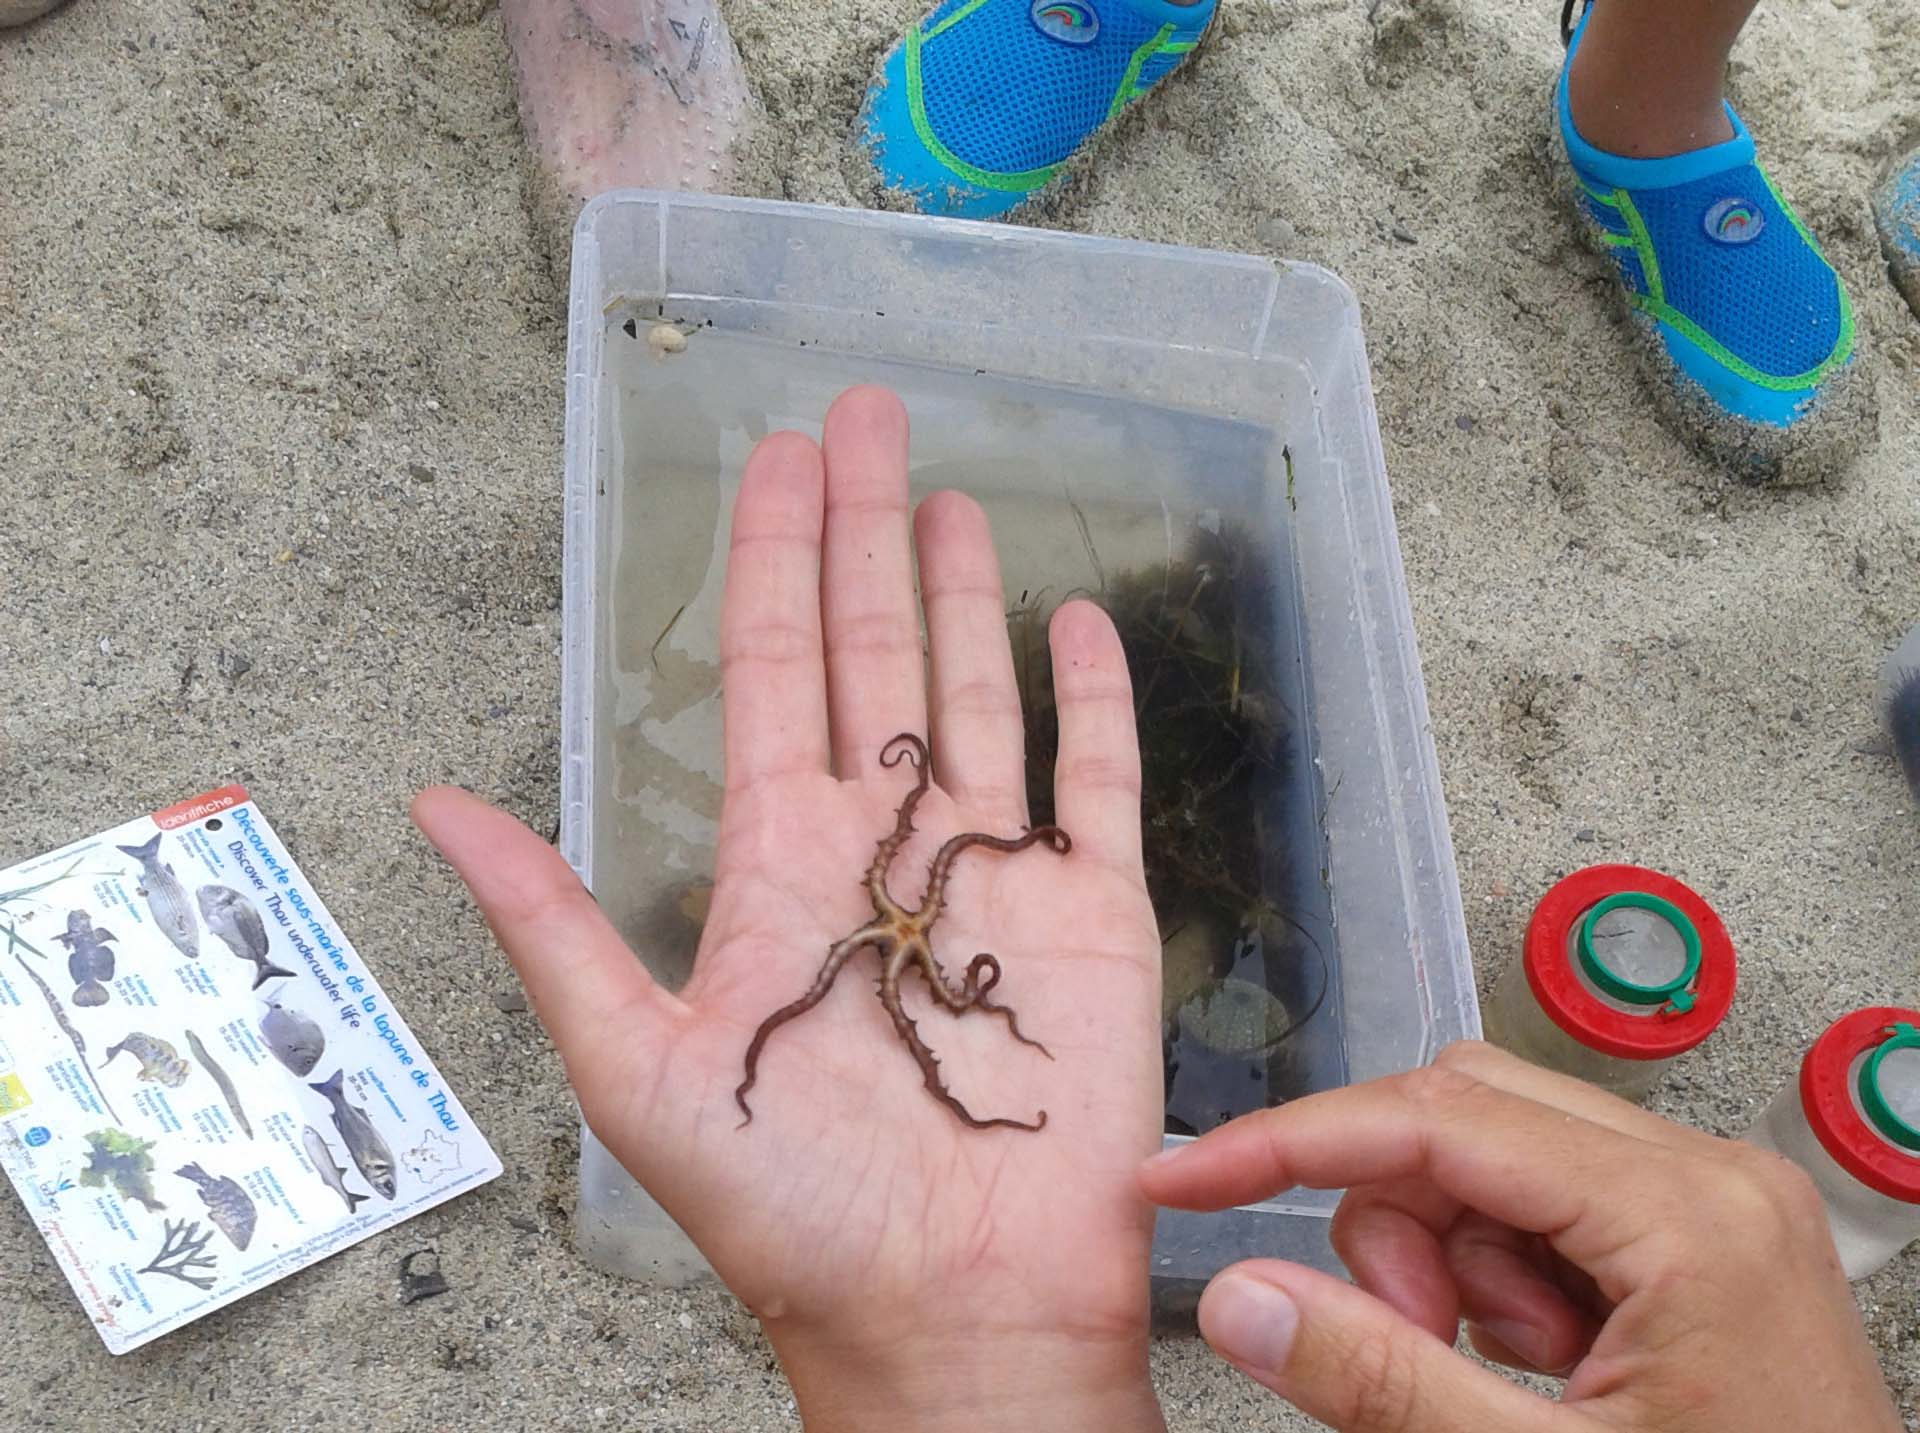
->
xmin=1742 ymin=1082 xmax=1920 ymax=1280
xmin=1485 ymin=956 xmax=1673 ymax=1099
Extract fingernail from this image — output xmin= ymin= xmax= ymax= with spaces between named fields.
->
xmin=1481 ymin=1318 xmax=1556 ymax=1373
xmin=1140 ymin=1145 xmax=1186 ymax=1173
xmin=1204 ymin=1275 xmax=1300 ymax=1371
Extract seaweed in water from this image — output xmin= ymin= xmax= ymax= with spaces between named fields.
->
xmin=1008 ymin=524 xmax=1330 ymax=1122
xmin=138 ymin=1218 xmax=218 ymax=1291
xmin=1012 ymin=524 xmax=1292 ymax=921
xmin=78 ymin=1128 xmax=165 ymax=1213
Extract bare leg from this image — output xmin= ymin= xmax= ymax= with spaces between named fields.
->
xmin=1566 ymin=0 xmax=1758 ymax=157
xmin=501 ymin=0 xmax=758 ymax=234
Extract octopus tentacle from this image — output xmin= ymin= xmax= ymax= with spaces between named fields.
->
xmin=919 ymin=826 xmax=1071 ymax=922
xmin=734 ymin=927 xmax=886 ymax=1125
xmin=738 ymin=732 xmax=1065 ymax=1134
xmin=865 ymin=733 xmax=934 ymax=917
xmin=878 ymin=979 xmax=1047 ymax=1132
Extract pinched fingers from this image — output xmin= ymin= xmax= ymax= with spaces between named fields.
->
xmin=1139 ymin=1060 xmax=1700 ymax=1299
xmin=1442 ymin=1213 xmax=1601 ymax=1375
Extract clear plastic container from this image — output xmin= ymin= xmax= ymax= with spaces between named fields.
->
xmin=1743 ymin=1007 xmax=1920 ymax=1280
xmin=558 ymin=191 xmax=1480 ymax=1300
xmin=1484 ymin=865 xmax=1735 ymax=1100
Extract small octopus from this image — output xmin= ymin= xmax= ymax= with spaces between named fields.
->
xmin=735 ymin=733 xmax=1070 ymax=1132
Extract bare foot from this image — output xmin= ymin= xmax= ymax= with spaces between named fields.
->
xmin=502 ymin=0 xmax=759 ymax=220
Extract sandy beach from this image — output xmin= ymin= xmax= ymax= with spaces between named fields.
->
xmin=2 ymin=0 xmax=1917 ymax=1428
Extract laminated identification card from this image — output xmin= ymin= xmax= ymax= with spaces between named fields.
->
xmin=0 ymin=785 xmax=501 ymax=1353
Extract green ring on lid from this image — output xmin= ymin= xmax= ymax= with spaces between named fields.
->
xmin=1859 ymin=1023 xmax=1920 ymax=1153
xmin=1576 ymin=892 xmax=1702 ymax=1012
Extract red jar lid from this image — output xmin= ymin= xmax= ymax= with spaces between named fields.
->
xmin=1523 ymin=865 xmax=1737 ymax=1061
xmin=1799 ymin=1007 xmax=1920 ymax=1205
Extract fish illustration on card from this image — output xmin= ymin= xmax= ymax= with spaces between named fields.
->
xmin=117 ymin=833 xmax=200 ymax=961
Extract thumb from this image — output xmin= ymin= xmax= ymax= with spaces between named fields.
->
xmin=1199 ymin=1261 xmax=1575 ymax=1433
xmin=410 ymin=786 xmax=684 ymax=1136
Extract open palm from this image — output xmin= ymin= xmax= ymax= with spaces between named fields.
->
xmin=415 ymin=388 xmax=1163 ymax=1383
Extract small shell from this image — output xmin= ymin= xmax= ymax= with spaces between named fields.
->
xmin=647 ymin=323 xmax=689 ymax=357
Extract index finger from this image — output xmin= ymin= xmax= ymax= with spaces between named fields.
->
xmin=1138 ymin=1065 xmax=1684 ymax=1296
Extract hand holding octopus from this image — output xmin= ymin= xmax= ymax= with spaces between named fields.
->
xmin=733 ymin=728 xmax=1070 ymax=1132
xmin=414 ymin=387 xmax=1168 ymax=1432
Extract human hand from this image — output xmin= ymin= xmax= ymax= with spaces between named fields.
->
xmin=414 ymin=387 xmax=1166 ymax=1432
xmin=1139 ymin=1041 xmax=1901 ymax=1433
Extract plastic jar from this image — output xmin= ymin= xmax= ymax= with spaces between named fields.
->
xmin=1743 ymin=1007 xmax=1920 ymax=1280
xmin=1485 ymin=864 xmax=1736 ymax=1099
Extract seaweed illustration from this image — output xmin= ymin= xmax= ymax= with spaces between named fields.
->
xmin=78 ymin=1128 xmax=165 ymax=1212
xmin=0 ymin=853 xmax=92 ymax=926
xmin=138 ymin=1218 xmax=218 ymax=1291
xmin=11 ymin=954 xmax=122 ymax=1124
xmin=0 ymin=849 xmax=125 ymax=1123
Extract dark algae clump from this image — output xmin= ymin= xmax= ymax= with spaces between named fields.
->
xmin=1010 ymin=524 xmax=1332 ymax=1133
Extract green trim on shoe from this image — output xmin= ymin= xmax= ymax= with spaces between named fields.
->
xmin=1758 ymin=162 xmax=1824 ymax=256
xmin=1613 ymin=189 xmax=1665 ymax=304
xmin=901 ymin=15 xmax=1196 ymax=195
xmin=1106 ymin=25 xmax=1176 ymax=120
xmin=922 ymin=0 xmax=991 ymax=44
xmin=904 ymin=23 xmax=1061 ymax=194
xmin=1594 ymin=184 xmax=1856 ymax=392
xmin=1625 ymin=284 xmax=1855 ymax=393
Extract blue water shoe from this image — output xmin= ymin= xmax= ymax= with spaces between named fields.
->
xmin=859 ymin=0 xmax=1216 ymax=219
xmin=1557 ymin=4 xmax=1872 ymax=481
